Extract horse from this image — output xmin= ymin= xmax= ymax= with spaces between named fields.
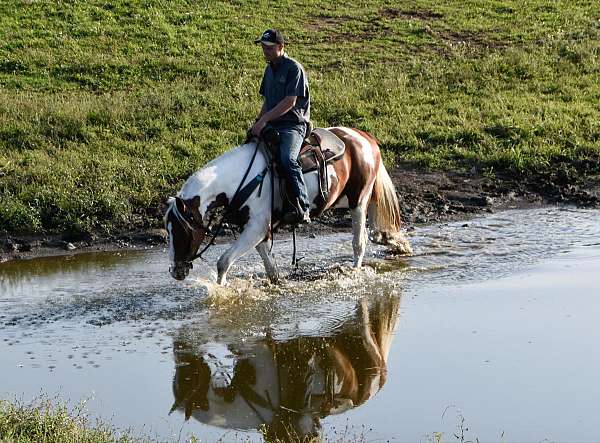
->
xmin=169 ymin=295 xmax=401 ymax=441
xmin=164 ymin=127 xmax=412 ymax=285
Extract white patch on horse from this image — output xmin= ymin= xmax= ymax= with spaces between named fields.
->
xmin=327 ymin=163 xmax=342 ymax=203
xmin=303 ymin=170 xmax=320 ymax=209
xmin=195 ymin=165 xmax=219 ymax=187
xmin=337 ymin=127 xmax=375 ymax=167
xmin=351 ymin=206 xmax=367 ymax=267
xmin=180 ymin=166 xmax=217 ymax=196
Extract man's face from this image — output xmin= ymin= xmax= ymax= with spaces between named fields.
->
xmin=261 ymin=43 xmax=284 ymax=62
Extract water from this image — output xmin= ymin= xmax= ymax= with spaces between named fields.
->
xmin=1 ymin=207 xmax=599 ymax=442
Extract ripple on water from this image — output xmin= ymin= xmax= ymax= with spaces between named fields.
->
xmin=1 ymin=207 xmax=599 ymax=357
xmin=405 ymin=207 xmax=600 ymax=285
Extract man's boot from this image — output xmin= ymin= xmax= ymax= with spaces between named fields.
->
xmin=283 ymin=198 xmax=310 ymax=225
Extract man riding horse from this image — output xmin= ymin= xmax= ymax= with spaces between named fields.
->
xmin=250 ymin=29 xmax=311 ymax=224
xmin=165 ymin=31 xmax=412 ymax=284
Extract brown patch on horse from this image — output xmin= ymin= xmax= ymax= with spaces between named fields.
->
xmin=204 ymin=192 xmax=250 ymax=229
xmin=353 ymin=128 xmax=380 ymax=147
xmin=263 ymin=227 xmax=272 ymax=243
xmin=168 ymin=196 xmax=207 ymax=270
xmin=206 ymin=192 xmax=229 ymax=212
xmin=323 ymin=146 xmax=351 ymax=210
xmin=231 ymin=206 xmax=250 ymax=228
xmin=327 ymin=128 xmax=380 ymax=209
xmin=183 ymin=195 xmax=202 ymax=225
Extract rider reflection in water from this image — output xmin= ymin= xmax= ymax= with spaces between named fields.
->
xmin=251 ymin=28 xmax=311 ymax=225
xmin=169 ymin=295 xmax=400 ymax=441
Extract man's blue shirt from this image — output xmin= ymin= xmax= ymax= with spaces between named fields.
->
xmin=259 ymin=54 xmax=310 ymax=125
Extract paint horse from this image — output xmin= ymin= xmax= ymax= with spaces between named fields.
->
xmin=164 ymin=127 xmax=412 ymax=284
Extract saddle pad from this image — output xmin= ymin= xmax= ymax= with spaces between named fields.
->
xmin=310 ymin=128 xmax=345 ymax=158
xmin=299 ymin=128 xmax=345 ymax=172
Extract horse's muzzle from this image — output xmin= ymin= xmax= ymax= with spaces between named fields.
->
xmin=169 ymin=261 xmax=193 ymax=280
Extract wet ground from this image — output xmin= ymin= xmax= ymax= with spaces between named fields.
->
xmin=1 ymin=207 xmax=600 ymax=442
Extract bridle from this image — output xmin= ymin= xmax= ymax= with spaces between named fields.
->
xmin=169 ymin=200 xmax=208 ymax=270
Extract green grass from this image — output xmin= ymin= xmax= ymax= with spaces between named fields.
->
xmin=1 ymin=0 xmax=599 ymax=235
xmin=0 ymin=398 xmax=133 ymax=443
xmin=0 ymin=398 xmax=367 ymax=443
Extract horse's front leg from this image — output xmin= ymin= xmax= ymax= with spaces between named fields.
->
xmin=256 ymin=239 xmax=279 ymax=284
xmin=216 ymin=222 xmax=268 ymax=285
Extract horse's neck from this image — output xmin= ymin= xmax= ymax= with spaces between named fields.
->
xmin=179 ymin=142 xmax=264 ymax=217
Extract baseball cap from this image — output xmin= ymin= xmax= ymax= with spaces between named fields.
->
xmin=254 ymin=29 xmax=285 ymax=46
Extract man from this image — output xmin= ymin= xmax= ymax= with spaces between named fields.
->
xmin=251 ymin=29 xmax=311 ymax=224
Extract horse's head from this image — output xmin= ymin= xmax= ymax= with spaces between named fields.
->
xmin=164 ymin=196 xmax=206 ymax=280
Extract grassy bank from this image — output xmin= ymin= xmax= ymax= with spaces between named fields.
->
xmin=1 ymin=0 xmax=599 ymax=235
xmin=0 ymin=398 xmax=370 ymax=443
xmin=0 ymin=399 xmax=132 ymax=443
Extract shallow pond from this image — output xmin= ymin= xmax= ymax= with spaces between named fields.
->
xmin=1 ymin=207 xmax=600 ymax=442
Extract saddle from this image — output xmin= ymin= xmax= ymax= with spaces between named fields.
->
xmin=299 ymin=128 xmax=346 ymax=172
xmin=297 ymin=128 xmax=345 ymax=205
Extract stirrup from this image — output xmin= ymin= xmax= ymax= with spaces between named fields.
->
xmin=282 ymin=209 xmax=310 ymax=225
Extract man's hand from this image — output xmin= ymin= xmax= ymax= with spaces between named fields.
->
xmin=251 ymin=118 xmax=267 ymax=137
xmin=251 ymin=96 xmax=297 ymax=137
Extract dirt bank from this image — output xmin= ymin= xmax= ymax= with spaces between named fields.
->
xmin=2 ymin=163 xmax=599 ymax=263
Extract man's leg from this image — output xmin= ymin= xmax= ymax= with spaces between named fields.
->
xmin=278 ymin=124 xmax=310 ymax=215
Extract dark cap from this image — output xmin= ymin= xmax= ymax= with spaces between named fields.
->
xmin=254 ymin=29 xmax=285 ymax=46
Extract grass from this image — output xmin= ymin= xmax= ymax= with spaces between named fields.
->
xmin=0 ymin=398 xmax=371 ymax=443
xmin=1 ymin=0 xmax=599 ymax=235
xmin=0 ymin=398 xmax=133 ymax=443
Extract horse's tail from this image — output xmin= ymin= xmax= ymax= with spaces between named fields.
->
xmin=368 ymin=161 xmax=413 ymax=255
xmin=370 ymin=162 xmax=401 ymax=233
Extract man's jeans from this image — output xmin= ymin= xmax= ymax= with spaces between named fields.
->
xmin=273 ymin=122 xmax=310 ymax=212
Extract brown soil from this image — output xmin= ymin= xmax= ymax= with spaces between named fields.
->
xmin=2 ymin=163 xmax=599 ymax=263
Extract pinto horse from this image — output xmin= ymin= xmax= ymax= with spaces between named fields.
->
xmin=164 ymin=127 xmax=411 ymax=284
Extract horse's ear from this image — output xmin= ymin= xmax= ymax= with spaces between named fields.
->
xmin=190 ymin=195 xmax=201 ymax=210
xmin=175 ymin=196 xmax=187 ymax=214
xmin=188 ymin=195 xmax=202 ymax=225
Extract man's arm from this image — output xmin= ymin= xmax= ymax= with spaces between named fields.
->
xmin=252 ymin=96 xmax=297 ymax=136
xmin=257 ymin=101 xmax=268 ymax=120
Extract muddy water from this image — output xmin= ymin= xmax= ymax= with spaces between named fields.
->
xmin=1 ymin=207 xmax=599 ymax=442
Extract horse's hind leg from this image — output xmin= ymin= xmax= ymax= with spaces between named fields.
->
xmin=256 ymin=240 xmax=279 ymax=283
xmin=351 ymin=203 xmax=368 ymax=268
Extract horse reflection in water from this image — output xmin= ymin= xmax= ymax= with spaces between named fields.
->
xmin=169 ymin=295 xmax=400 ymax=442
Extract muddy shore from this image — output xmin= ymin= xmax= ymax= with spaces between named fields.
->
xmin=2 ymin=163 xmax=599 ymax=263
